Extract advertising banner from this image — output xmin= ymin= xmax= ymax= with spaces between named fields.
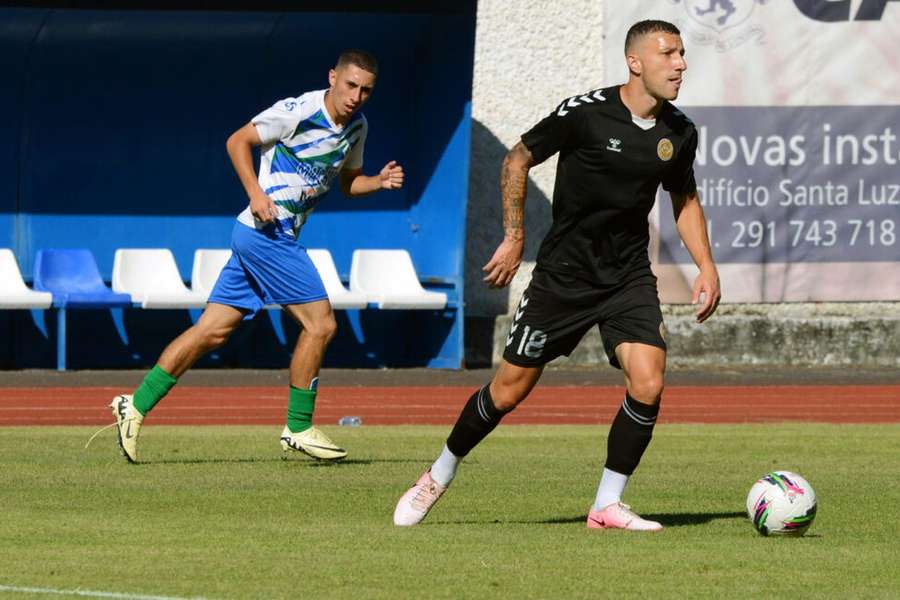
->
xmin=604 ymin=0 xmax=900 ymax=301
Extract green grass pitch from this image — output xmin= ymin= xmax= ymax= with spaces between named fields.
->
xmin=2 ymin=424 xmax=899 ymax=599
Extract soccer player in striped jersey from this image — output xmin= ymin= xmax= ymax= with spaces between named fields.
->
xmin=394 ymin=21 xmax=721 ymax=530
xmin=107 ymin=50 xmax=404 ymax=463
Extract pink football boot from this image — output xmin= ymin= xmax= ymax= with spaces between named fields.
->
xmin=586 ymin=502 xmax=663 ymax=532
xmin=393 ymin=470 xmax=447 ymax=526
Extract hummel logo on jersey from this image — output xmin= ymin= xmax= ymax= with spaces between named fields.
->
xmin=556 ymin=89 xmax=606 ymax=117
xmin=606 ymin=138 xmax=623 ymax=153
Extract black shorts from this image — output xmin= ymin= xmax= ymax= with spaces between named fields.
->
xmin=502 ymin=268 xmax=666 ymax=369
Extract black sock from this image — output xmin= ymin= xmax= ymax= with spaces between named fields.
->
xmin=604 ymin=393 xmax=660 ymax=475
xmin=446 ymin=385 xmax=508 ymax=457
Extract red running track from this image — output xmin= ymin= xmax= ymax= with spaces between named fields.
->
xmin=1 ymin=385 xmax=899 ymax=425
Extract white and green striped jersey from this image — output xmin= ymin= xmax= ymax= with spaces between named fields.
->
xmin=237 ymin=89 xmax=368 ymax=237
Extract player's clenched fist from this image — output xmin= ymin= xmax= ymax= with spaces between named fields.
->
xmin=380 ymin=160 xmax=404 ymax=190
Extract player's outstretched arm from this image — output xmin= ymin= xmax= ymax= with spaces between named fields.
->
xmin=482 ymin=141 xmax=535 ymax=289
xmin=339 ymin=161 xmax=404 ymax=197
xmin=671 ymin=190 xmax=721 ymax=323
xmin=226 ymin=122 xmax=277 ymax=223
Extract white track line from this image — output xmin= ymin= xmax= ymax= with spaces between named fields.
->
xmin=0 ymin=584 xmax=206 ymax=600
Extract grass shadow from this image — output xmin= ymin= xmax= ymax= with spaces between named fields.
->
xmin=643 ymin=511 xmax=747 ymax=527
xmin=439 ymin=511 xmax=748 ymax=527
xmin=142 ymin=457 xmax=286 ymax=465
xmin=432 ymin=516 xmax=584 ymax=526
xmin=282 ymin=458 xmax=432 ymax=467
xmin=142 ymin=457 xmax=428 ymax=466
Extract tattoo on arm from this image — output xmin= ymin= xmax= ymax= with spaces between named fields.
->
xmin=500 ymin=142 xmax=533 ymax=241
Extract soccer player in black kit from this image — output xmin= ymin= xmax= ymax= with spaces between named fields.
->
xmin=394 ymin=20 xmax=721 ymax=531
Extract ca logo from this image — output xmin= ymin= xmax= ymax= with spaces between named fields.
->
xmin=794 ymin=0 xmax=899 ymax=21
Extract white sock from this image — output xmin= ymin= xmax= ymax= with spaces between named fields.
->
xmin=593 ymin=468 xmax=629 ymax=511
xmin=430 ymin=444 xmax=460 ymax=487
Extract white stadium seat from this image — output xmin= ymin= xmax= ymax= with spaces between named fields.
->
xmin=191 ymin=248 xmax=282 ymax=310
xmin=350 ymin=249 xmax=447 ymax=309
xmin=113 ymin=248 xmax=207 ymax=309
xmin=191 ymin=248 xmax=232 ymax=297
xmin=307 ymin=249 xmax=368 ymax=309
xmin=0 ymin=248 xmax=53 ymax=309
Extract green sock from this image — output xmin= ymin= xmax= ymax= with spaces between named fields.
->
xmin=132 ymin=365 xmax=178 ymax=416
xmin=287 ymin=386 xmax=316 ymax=433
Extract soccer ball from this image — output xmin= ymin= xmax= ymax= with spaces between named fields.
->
xmin=746 ymin=471 xmax=817 ymax=536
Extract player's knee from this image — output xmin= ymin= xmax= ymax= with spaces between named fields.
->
xmin=322 ymin=316 xmax=338 ymax=343
xmin=195 ymin=324 xmax=232 ymax=351
xmin=205 ymin=330 xmax=232 ymax=351
xmin=306 ymin=316 xmax=337 ymax=344
xmin=628 ymin=376 xmax=664 ymax=405
xmin=489 ymin=381 xmax=527 ymax=412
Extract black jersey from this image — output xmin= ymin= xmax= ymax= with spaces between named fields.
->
xmin=521 ymin=84 xmax=698 ymax=288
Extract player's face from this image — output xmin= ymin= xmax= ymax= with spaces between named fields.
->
xmin=327 ymin=64 xmax=376 ymax=121
xmin=634 ymin=32 xmax=687 ymax=101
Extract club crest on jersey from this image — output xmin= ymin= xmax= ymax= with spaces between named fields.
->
xmin=606 ymin=138 xmax=623 ymax=153
xmin=657 ymin=138 xmax=674 ymax=161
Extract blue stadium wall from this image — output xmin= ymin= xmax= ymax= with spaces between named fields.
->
xmin=0 ymin=2 xmax=475 ymax=369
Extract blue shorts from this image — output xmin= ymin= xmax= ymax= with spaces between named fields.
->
xmin=208 ymin=221 xmax=328 ymax=320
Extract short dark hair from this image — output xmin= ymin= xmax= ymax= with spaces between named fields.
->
xmin=336 ymin=49 xmax=378 ymax=76
xmin=624 ymin=20 xmax=680 ymax=53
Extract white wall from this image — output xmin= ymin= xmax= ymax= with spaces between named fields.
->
xmin=465 ymin=0 xmax=606 ymax=318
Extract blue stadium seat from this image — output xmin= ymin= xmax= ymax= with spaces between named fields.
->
xmin=34 ymin=249 xmax=132 ymax=308
xmin=33 ymin=249 xmax=132 ymax=370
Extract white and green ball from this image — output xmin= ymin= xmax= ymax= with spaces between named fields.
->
xmin=746 ymin=471 xmax=817 ymax=536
